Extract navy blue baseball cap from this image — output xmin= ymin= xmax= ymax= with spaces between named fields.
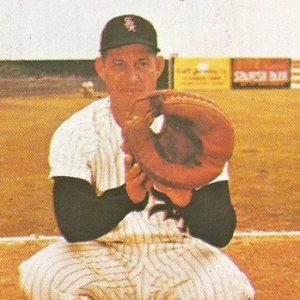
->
xmin=100 ymin=15 xmax=160 ymax=53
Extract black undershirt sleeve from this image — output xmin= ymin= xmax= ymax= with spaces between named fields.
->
xmin=54 ymin=177 xmax=235 ymax=247
xmin=181 ymin=181 xmax=237 ymax=247
xmin=53 ymin=176 xmax=148 ymax=243
xmin=151 ymin=181 xmax=236 ymax=248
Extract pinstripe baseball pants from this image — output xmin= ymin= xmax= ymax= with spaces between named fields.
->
xmin=19 ymin=238 xmax=254 ymax=299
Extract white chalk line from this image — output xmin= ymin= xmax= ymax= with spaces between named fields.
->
xmin=235 ymin=231 xmax=300 ymax=237
xmin=0 ymin=231 xmax=299 ymax=243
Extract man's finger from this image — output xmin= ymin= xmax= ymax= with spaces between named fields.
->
xmin=144 ymin=178 xmax=154 ymax=192
xmin=124 ymin=154 xmax=134 ymax=172
xmin=130 ymin=170 xmax=146 ymax=186
xmin=127 ymin=163 xmax=142 ymax=180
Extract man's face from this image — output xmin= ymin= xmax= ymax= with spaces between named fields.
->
xmin=96 ymin=43 xmax=164 ymax=125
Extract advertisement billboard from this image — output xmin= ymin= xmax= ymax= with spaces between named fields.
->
xmin=232 ymin=58 xmax=290 ymax=88
xmin=174 ymin=58 xmax=231 ymax=90
xmin=291 ymin=59 xmax=300 ymax=89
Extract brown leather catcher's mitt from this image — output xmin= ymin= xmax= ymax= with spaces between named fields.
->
xmin=123 ymin=90 xmax=234 ymax=189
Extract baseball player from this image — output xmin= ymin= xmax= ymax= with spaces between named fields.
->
xmin=80 ymin=81 xmax=95 ymax=98
xmin=19 ymin=15 xmax=254 ymax=299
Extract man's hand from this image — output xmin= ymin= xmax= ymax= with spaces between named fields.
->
xmin=125 ymin=154 xmax=152 ymax=204
xmin=153 ymin=182 xmax=193 ymax=207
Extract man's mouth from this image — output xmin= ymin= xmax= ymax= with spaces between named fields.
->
xmin=124 ymin=88 xmax=143 ymax=93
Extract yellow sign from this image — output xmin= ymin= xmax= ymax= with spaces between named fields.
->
xmin=174 ymin=58 xmax=231 ymax=90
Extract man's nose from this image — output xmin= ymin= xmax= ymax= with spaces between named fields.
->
xmin=127 ymin=66 xmax=141 ymax=82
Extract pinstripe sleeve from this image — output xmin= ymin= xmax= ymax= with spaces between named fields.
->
xmin=207 ymin=162 xmax=229 ymax=184
xmin=48 ymin=116 xmax=98 ymax=183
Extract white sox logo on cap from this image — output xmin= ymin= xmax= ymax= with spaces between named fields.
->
xmin=124 ymin=17 xmax=136 ymax=32
xmin=100 ymin=14 xmax=160 ymax=52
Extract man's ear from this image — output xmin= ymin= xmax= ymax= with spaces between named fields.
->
xmin=155 ymin=56 xmax=166 ymax=79
xmin=95 ymin=57 xmax=105 ymax=80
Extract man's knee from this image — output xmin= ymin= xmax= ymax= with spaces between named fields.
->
xmin=19 ymin=258 xmax=93 ymax=300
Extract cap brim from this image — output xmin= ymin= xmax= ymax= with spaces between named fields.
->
xmin=101 ymin=37 xmax=160 ymax=52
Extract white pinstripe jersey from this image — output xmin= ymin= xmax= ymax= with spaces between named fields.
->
xmin=19 ymin=97 xmax=255 ymax=300
xmin=49 ymin=97 xmax=229 ymax=244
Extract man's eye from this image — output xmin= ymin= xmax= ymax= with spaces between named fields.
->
xmin=137 ymin=60 xmax=150 ymax=69
xmin=112 ymin=61 xmax=125 ymax=69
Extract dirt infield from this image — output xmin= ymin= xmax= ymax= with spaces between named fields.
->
xmin=1 ymin=89 xmax=300 ymax=298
